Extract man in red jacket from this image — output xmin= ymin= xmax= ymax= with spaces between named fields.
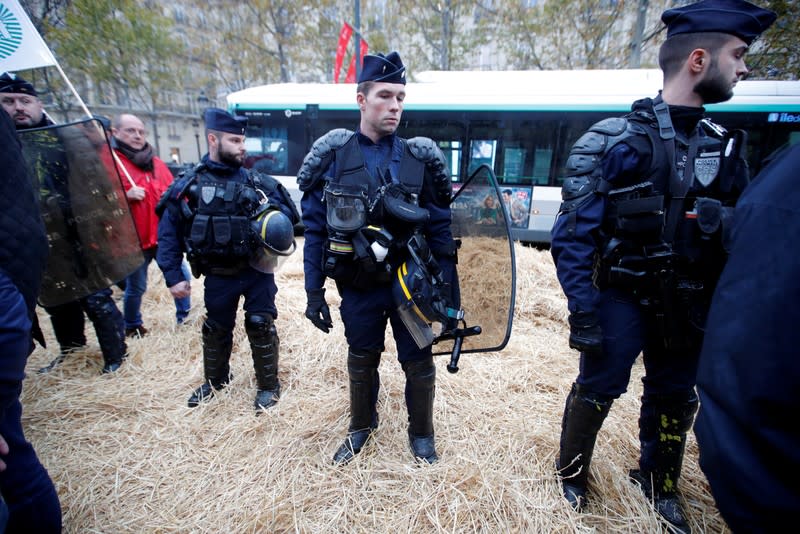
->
xmin=113 ymin=113 xmax=191 ymax=337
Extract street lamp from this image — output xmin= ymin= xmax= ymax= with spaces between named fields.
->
xmin=195 ymin=91 xmax=210 ymax=161
xmin=192 ymin=120 xmax=201 ymax=161
xmin=197 ymin=90 xmax=210 ymax=115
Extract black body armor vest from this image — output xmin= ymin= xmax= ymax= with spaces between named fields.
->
xmin=323 ymin=135 xmax=428 ymax=289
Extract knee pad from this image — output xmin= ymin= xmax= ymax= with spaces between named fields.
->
xmin=245 ymin=313 xmax=275 ymax=334
xmin=402 ymin=357 xmax=435 ymax=385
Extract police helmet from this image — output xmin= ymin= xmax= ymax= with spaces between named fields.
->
xmin=393 ymin=254 xmax=446 ymax=349
xmin=249 ymin=208 xmax=296 ymax=273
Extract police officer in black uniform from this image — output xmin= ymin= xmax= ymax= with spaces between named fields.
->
xmin=298 ymin=52 xmax=458 ymax=465
xmin=549 ymin=1 xmax=776 ymax=532
xmin=156 ymin=108 xmax=299 ymax=413
xmin=1 ymin=72 xmax=127 ymax=374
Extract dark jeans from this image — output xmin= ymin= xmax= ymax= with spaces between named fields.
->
xmin=0 ymin=273 xmax=62 ymax=533
xmin=124 ymin=247 xmax=191 ymax=327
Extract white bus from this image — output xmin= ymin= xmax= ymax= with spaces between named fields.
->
xmin=227 ymin=69 xmax=800 ymax=243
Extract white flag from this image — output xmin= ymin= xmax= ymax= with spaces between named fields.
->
xmin=0 ymin=0 xmax=57 ymax=72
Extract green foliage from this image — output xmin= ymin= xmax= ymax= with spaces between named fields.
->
xmin=492 ymin=0 xmax=673 ymax=70
xmin=393 ymin=0 xmax=492 ymax=71
xmin=746 ymin=0 xmax=799 ymax=80
xmin=45 ymin=0 xmax=184 ymax=112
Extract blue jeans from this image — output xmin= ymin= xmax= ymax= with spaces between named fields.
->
xmin=124 ymin=248 xmax=191 ymax=328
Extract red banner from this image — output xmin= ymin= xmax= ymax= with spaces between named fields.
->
xmin=344 ymin=39 xmax=369 ymax=84
xmin=334 ymin=22 xmax=353 ymax=83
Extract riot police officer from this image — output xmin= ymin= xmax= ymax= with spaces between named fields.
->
xmin=298 ymin=52 xmax=458 ymax=465
xmin=1 ymin=72 xmax=127 ymax=374
xmin=549 ymin=1 xmax=776 ymax=532
xmin=156 ymin=108 xmax=299 ymax=413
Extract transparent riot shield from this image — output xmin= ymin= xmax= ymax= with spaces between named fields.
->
xmin=19 ymin=118 xmax=143 ymax=306
xmin=433 ymin=164 xmax=516 ymax=371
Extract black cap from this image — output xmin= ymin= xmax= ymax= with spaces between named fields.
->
xmin=358 ymin=52 xmax=406 ymax=85
xmin=203 ymin=107 xmax=247 ymax=135
xmin=662 ymin=0 xmax=777 ymax=45
xmin=0 ymin=72 xmax=38 ymax=96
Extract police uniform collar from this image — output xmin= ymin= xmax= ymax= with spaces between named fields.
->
xmin=355 ymin=129 xmax=396 ymax=148
xmin=203 ymin=155 xmax=244 ymax=177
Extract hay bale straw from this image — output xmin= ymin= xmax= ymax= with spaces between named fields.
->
xmin=22 ymin=240 xmax=730 ymax=533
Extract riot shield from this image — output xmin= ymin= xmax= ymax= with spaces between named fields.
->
xmin=19 ymin=118 xmax=143 ymax=306
xmin=433 ymin=164 xmax=516 ymax=368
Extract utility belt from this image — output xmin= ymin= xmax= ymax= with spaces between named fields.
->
xmin=593 ymin=240 xmax=675 ymax=292
xmin=188 ymin=254 xmax=250 ymax=278
xmin=594 ymin=241 xmax=709 ymax=350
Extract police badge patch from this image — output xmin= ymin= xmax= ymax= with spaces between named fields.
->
xmin=694 ymin=151 xmax=720 ymax=187
xmin=201 ymin=186 xmax=216 ymax=205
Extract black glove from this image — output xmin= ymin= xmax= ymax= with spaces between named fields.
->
xmin=568 ymin=310 xmax=603 ymax=356
xmin=305 ymin=288 xmax=333 ymax=333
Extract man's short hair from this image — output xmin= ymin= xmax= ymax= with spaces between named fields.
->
xmin=356 ymin=81 xmax=375 ymax=97
xmin=658 ymin=32 xmax=732 ymax=80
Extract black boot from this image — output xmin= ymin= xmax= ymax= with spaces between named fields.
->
xmin=246 ymin=313 xmax=281 ymax=412
xmin=556 ymin=383 xmax=613 ymax=511
xmin=188 ymin=319 xmax=233 ymax=408
xmin=39 ymin=301 xmax=87 ymax=373
xmin=333 ymin=348 xmax=380 ymax=465
xmin=83 ymin=289 xmax=127 ymax=374
xmin=403 ymin=357 xmax=438 ymax=464
xmin=631 ymin=390 xmax=699 ymax=534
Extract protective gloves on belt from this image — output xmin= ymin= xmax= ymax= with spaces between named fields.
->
xmin=305 ymin=288 xmax=333 ymax=333
xmin=568 ymin=310 xmax=603 ymax=356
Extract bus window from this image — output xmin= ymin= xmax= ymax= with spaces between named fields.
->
xmin=401 ymin=117 xmax=466 ymax=180
xmin=469 ymin=140 xmax=496 ymax=176
xmin=503 ymin=147 xmax=525 ymax=180
xmin=437 ymin=139 xmax=462 ymax=181
xmin=532 ymin=148 xmax=553 ymax=185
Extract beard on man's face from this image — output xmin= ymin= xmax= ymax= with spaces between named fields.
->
xmin=218 ymin=147 xmax=244 ymax=168
xmin=693 ymin=62 xmax=735 ymax=105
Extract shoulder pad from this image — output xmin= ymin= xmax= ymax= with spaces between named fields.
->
xmin=699 ymin=118 xmax=727 ymax=138
xmin=156 ymin=171 xmax=198 ymax=217
xmin=297 ymin=129 xmax=353 ymax=191
xmin=407 ymin=137 xmax=451 ymax=205
xmin=589 ymin=117 xmax=628 ymax=137
xmin=565 ymin=117 xmax=645 ymax=178
xmin=561 ymin=175 xmax=596 ymax=201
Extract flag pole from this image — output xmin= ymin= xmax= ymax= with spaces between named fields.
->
xmin=51 ymin=60 xmax=137 ymax=188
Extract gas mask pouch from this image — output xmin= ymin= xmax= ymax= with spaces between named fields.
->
xmin=381 ymin=182 xmax=430 ymax=224
xmin=325 ymin=183 xmax=368 ymax=233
